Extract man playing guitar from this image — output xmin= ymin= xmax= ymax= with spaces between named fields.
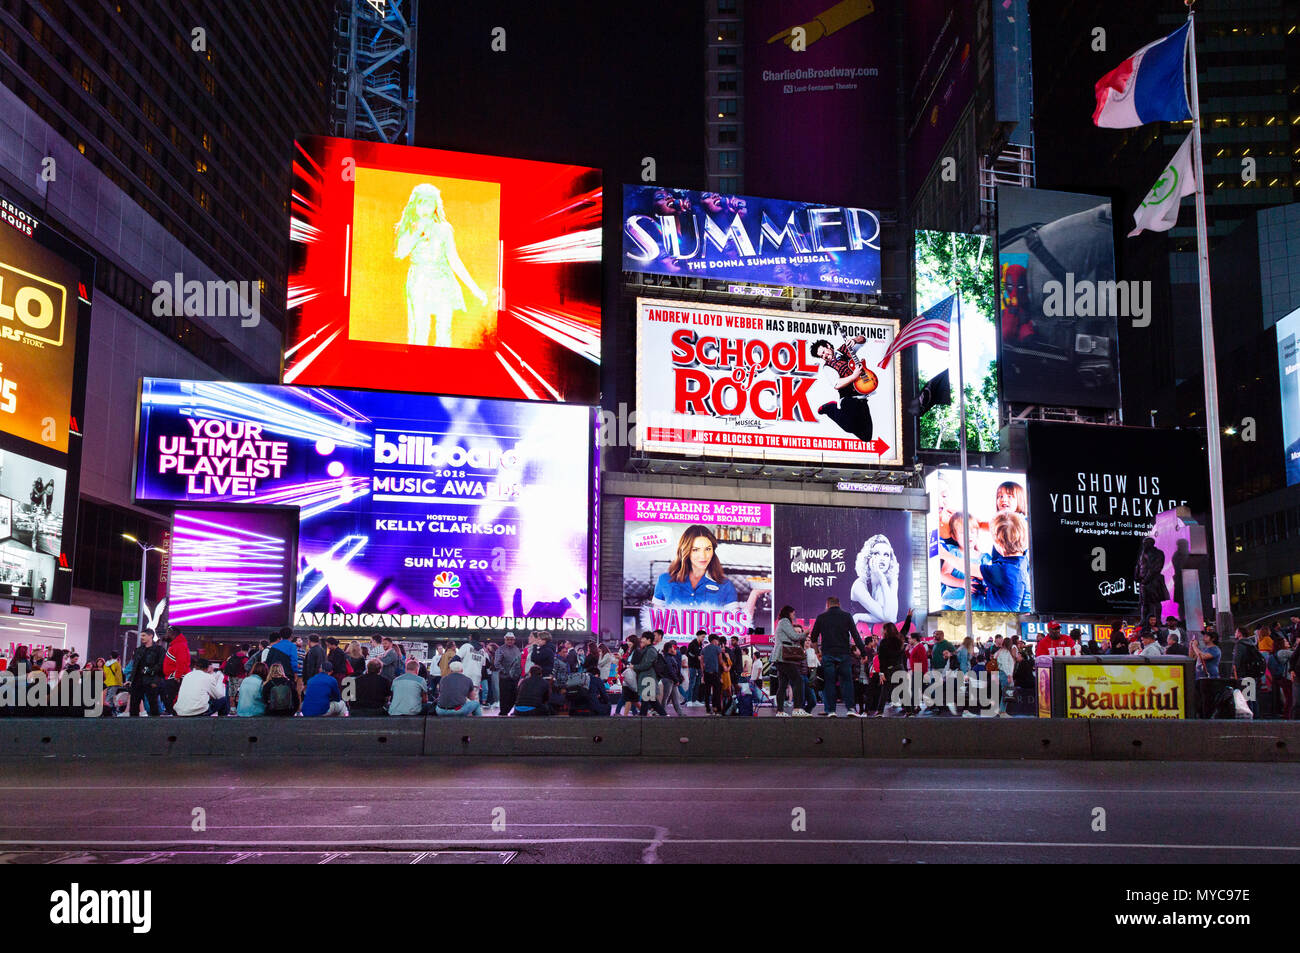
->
xmin=810 ymin=328 xmax=876 ymax=445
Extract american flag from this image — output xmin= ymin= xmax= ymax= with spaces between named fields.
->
xmin=877 ymin=293 xmax=956 ymax=370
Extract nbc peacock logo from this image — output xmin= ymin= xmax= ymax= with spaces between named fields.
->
xmin=433 ymin=571 xmax=461 ymax=598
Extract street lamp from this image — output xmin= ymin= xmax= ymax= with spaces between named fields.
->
xmin=122 ymin=534 xmax=167 ymax=655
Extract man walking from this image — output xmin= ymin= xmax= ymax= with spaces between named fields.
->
xmin=128 ymin=631 xmax=165 ymax=717
xmin=810 ymin=596 xmax=867 ymax=716
xmin=496 ymin=632 xmax=522 ymax=715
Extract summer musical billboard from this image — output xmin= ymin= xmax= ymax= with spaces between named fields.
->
xmin=134 ymin=379 xmax=593 ymax=632
xmin=284 ymin=136 xmax=601 ymax=403
xmin=635 ymin=298 xmax=903 ymax=466
xmin=622 ymin=186 xmax=881 ymax=293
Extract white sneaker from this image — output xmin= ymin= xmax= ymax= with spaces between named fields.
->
xmin=776 ymin=711 xmax=790 ymax=717
xmin=847 ymin=711 xmax=862 ymax=717
xmin=791 ymin=709 xmax=811 ymax=717
xmin=824 ymin=712 xmax=837 ymax=717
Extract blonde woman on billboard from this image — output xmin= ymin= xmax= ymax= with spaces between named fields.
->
xmin=851 ymin=533 xmax=898 ymax=625
xmin=394 ymin=184 xmax=488 ymax=348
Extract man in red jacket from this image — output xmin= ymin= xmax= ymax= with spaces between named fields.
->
xmin=161 ymin=627 xmax=191 ymax=715
xmin=1034 ymin=621 xmax=1076 ymax=656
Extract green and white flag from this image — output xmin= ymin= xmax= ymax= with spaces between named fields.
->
xmin=1128 ymin=133 xmax=1196 ymax=237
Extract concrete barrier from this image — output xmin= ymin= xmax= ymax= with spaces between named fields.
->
xmin=1 ymin=716 xmax=1297 ymax=761
xmin=0 ymin=717 xmax=214 ymax=758
xmin=1087 ymin=719 xmax=1300 ymax=762
xmin=640 ymin=716 xmax=863 ymax=758
xmin=861 ymin=716 xmax=1092 ymax=760
xmin=210 ymin=716 xmax=424 ymax=756
xmin=423 ymin=716 xmax=642 ymax=756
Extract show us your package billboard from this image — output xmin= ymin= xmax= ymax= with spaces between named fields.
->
xmin=635 ymin=298 xmax=903 ymax=466
xmin=622 ymin=186 xmax=881 ymax=294
xmin=997 ymin=186 xmax=1121 ymax=409
xmin=621 ymin=496 xmax=911 ymax=642
xmin=134 ymin=379 xmax=594 ymax=633
xmin=284 ymin=136 xmax=601 ymax=403
xmin=1026 ymin=423 xmax=1208 ymax=616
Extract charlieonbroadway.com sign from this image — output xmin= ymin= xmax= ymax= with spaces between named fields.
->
xmin=634 ymin=298 xmax=902 ymax=466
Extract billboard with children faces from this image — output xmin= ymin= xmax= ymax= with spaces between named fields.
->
xmin=925 ymin=468 xmax=1033 ymax=614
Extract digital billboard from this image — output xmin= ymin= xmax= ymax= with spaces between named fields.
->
xmin=925 ymin=468 xmax=1031 ymax=614
xmin=773 ymin=503 xmax=912 ymax=635
xmin=997 ymin=187 xmax=1120 ymax=408
xmin=914 ymin=230 xmax=999 ymax=451
xmin=635 ymin=297 xmax=903 ymax=466
xmin=1276 ymin=305 xmax=1300 ymax=486
xmin=622 ymin=498 xmax=773 ymax=641
xmin=1026 ymin=423 xmax=1208 ymax=616
xmin=620 ymin=497 xmax=912 ymax=643
xmin=743 ymin=0 xmax=897 ymax=209
xmin=0 ymin=447 xmax=65 ymax=602
xmin=1062 ymin=663 xmax=1188 ymax=719
xmin=284 ymin=136 xmax=601 ymax=403
xmin=168 ymin=507 xmax=299 ymax=629
xmin=135 ymin=379 xmax=593 ymax=633
xmin=622 ymin=186 xmax=881 ymax=293
xmin=906 ymin=0 xmax=977 ymax=197
xmin=0 ymin=194 xmax=92 ymax=454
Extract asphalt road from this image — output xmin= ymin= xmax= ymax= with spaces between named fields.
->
xmin=1 ymin=758 xmax=1297 ymax=864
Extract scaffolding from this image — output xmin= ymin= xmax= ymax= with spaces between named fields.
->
xmin=978 ymin=140 xmax=1035 ymax=235
xmin=331 ymin=0 xmax=418 ymax=145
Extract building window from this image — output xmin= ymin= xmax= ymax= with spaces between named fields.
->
xmin=718 ymin=0 xmax=737 ymax=11
xmin=718 ymin=47 xmax=737 ymax=67
xmin=716 ymin=25 xmax=738 ymax=42
xmin=718 ymin=125 xmax=737 ymax=144
xmin=718 ymin=150 xmax=738 ymax=169
xmin=717 ymin=98 xmax=737 ymax=116
xmin=718 ymin=72 xmax=738 ymax=93
xmin=719 ymin=176 xmax=739 ymax=192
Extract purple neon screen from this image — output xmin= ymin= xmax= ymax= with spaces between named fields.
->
xmin=167 ymin=508 xmax=298 ymax=628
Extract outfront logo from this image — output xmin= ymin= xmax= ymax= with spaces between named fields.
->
xmin=49 ymin=883 xmax=151 ymax=933
xmin=433 ymin=571 xmax=461 ymax=597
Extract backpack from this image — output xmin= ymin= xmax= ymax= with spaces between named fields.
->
xmin=565 ymin=668 xmax=589 ymax=691
xmin=266 ymin=680 xmax=294 ymax=712
xmin=735 ymin=694 xmax=755 ymax=717
xmin=1237 ymin=642 xmax=1266 ymax=681
xmin=652 ymin=651 xmax=670 ymax=680
xmin=266 ymin=645 xmax=296 ymax=678
xmin=223 ymin=654 xmax=245 ymax=678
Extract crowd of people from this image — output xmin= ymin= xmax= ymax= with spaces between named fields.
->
xmin=3 ymin=609 xmax=1298 ymax=720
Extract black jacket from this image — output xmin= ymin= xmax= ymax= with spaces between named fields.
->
xmin=131 ymin=644 xmax=166 ymax=684
xmin=810 ymin=606 xmax=866 ymax=657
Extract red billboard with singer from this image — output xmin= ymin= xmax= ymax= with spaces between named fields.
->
xmin=285 ymin=137 xmax=601 ymax=402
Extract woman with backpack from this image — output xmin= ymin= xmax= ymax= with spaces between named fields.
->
xmin=261 ymin=663 xmax=299 ymax=716
xmin=659 ymin=641 xmax=684 ymax=715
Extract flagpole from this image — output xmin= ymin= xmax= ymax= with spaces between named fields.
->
xmin=1184 ymin=4 xmax=1232 ymax=637
xmin=955 ymin=236 xmax=974 ymax=645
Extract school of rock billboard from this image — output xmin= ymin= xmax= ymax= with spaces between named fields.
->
xmin=634 ymin=298 xmax=903 ymax=466
xmin=621 ymin=496 xmax=912 ymax=642
xmin=1026 ymin=423 xmax=1209 ymax=616
xmin=622 ymin=185 xmax=881 ymax=293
